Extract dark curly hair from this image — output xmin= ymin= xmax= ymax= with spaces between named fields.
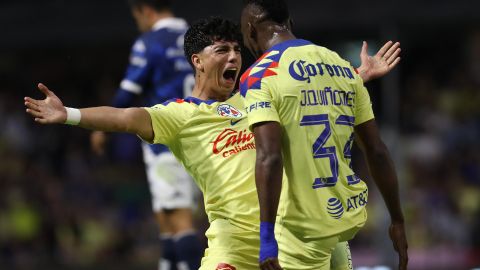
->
xmin=184 ymin=16 xmax=243 ymax=69
xmin=127 ymin=0 xmax=171 ymax=12
xmin=243 ymin=0 xmax=289 ymax=24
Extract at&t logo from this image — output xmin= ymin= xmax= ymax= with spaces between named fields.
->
xmin=327 ymin=197 xmax=344 ymax=219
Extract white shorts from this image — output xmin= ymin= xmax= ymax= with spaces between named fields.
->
xmin=142 ymin=143 xmax=197 ymax=212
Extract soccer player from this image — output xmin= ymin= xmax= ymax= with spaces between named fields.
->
xmin=90 ymin=1 xmax=202 ymax=269
xmin=25 ymin=17 xmax=401 ymax=270
xmin=239 ymin=1 xmax=408 ymax=270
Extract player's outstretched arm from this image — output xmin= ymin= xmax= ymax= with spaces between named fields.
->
xmin=354 ymin=119 xmax=408 ymax=270
xmin=357 ymin=41 xmax=401 ymax=83
xmin=253 ymin=121 xmax=284 ymax=270
xmin=25 ymin=83 xmax=154 ymax=142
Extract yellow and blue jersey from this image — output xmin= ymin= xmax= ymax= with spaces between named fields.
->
xmin=144 ymin=94 xmax=260 ymax=232
xmin=241 ymin=39 xmax=374 ymax=239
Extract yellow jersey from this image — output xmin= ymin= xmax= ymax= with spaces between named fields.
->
xmin=241 ymin=39 xmax=374 ymax=239
xmin=144 ymin=94 xmax=260 ymax=232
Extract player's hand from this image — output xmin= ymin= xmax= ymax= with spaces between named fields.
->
xmin=260 ymin=257 xmax=282 ymax=270
xmin=91 ymin=131 xmax=107 ymax=155
xmin=389 ymin=222 xmax=408 ymax=270
xmin=357 ymin=41 xmax=401 ymax=83
xmin=24 ymin=83 xmax=67 ymax=124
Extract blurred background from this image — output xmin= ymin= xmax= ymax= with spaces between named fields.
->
xmin=1 ymin=0 xmax=479 ymax=269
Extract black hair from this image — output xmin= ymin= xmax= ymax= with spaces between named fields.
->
xmin=243 ymin=0 xmax=289 ymax=24
xmin=127 ymin=0 xmax=171 ymax=12
xmin=184 ymin=16 xmax=242 ymax=69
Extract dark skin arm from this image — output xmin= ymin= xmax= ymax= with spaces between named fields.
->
xmin=253 ymin=121 xmax=284 ymax=270
xmin=253 ymin=119 xmax=407 ymax=270
xmin=354 ymin=119 xmax=408 ymax=270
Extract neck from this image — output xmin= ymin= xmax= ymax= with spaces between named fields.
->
xmin=259 ymin=24 xmax=296 ymax=52
xmin=191 ymin=74 xmax=230 ymax=102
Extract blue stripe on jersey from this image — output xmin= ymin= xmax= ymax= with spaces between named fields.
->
xmin=160 ymin=97 xmax=217 ymax=106
xmin=184 ymin=96 xmax=216 ymax=105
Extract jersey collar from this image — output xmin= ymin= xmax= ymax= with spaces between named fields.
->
xmin=184 ymin=96 xmax=217 ymax=105
xmin=265 ymin=39 xmax=313 ymax=53
xmin=152 ymin=17 xmax=188 ymax=31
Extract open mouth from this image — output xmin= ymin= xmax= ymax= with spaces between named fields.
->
xmin=223 ymin=69 xmax=237 ymax=82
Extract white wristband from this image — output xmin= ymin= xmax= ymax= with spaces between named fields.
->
xmin=64 ymin=107 xmax=81 ymax=125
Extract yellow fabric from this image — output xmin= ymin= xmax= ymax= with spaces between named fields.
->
xmin=200 ymin=219 xmax=259 ymax=270
xmin=277 ymin=221 xmax=359 ymax=270
xmin=242 ymin=39 xmax=373 ymax=240
xmin=145 ymin=94 xmax=260 ymax=231
xmin=144 ymin=74 xmax=360 ymax=267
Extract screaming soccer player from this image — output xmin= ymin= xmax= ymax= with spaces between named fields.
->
xmin=25 ymin=16 xmax=401 ymax=270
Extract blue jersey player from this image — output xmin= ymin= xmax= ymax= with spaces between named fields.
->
xmin=90 ymin=1 xmax=201 ymax=269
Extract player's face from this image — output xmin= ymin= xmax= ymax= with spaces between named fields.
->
xmin=199 ymin=41 xmax=242 ymax=95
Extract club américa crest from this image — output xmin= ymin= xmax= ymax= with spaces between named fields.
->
xmin=217 ymin=104 xmax=242 ymax=118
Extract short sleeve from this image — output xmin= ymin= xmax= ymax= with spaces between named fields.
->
xmin=242 ymin=80 xmax=280 ymax=129
xmin=354 ymin=84 xmax=375 ymax=126
xmin=143 ymin=102 xmax=186 ymax=145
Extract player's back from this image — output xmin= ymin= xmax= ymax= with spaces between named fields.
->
xmin=242 ymin=39 xmax=375 ymax=239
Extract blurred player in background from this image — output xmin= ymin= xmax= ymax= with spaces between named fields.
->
xmin=240 ymin=0 xmax=408 ymax=269
xmin=90 ymin=0 xmax=201 ymax=269
xmin=25 ymin=16 xmax=401 ymax=270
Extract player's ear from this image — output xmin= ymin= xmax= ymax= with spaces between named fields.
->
xmin=248 ymin=22 xmax=257 ymax=42
xmin=287 ymin=18 xmax=293 ymax=31
xmin=191 ymin=54 xmax=204 ymax=72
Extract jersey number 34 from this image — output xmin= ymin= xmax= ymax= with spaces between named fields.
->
xmin=300 ymin=114 xmax=360 ymax=189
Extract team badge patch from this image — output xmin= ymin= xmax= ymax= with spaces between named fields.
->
xmin=216 ymin=263 xmax=236 ymax=270
xmin=217 ymin=104 xmax=242 ymax=118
